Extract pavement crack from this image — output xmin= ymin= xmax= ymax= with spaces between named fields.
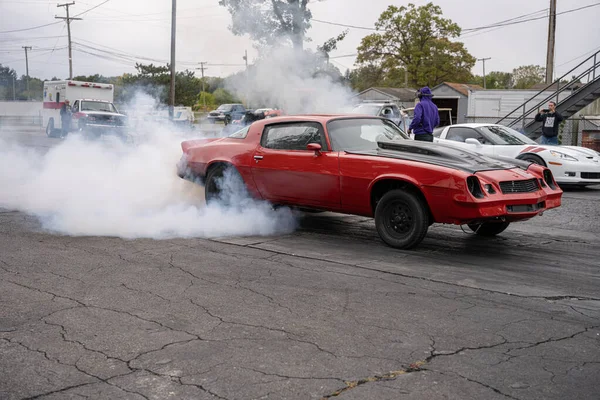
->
xmin=507 ymin=325 xmax=599 ymax=353
xmin=21 ymin=382 xmax=99 ymax=400
xmin=242 ymin=366 xmax=343 ymax=382
xmin=189 ymin=299 xmax=337 ymax=357
xmin=120 ymin=282 xmax=171 ymax=302
xmin=443 ymin=371 xmax=521 ymax=400
xmin=241 ymin=244 xmax=600 ymax=302
xmin=320 ymin=362 xmax=425 ymax=399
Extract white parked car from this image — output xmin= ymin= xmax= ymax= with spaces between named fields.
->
xmin=433 ymin=123 xmax=600 ymax=187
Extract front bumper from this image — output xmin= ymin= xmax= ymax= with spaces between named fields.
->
xmin=550 ymin=160 xmax=600 ymax=185
xmin=453 ymin=191 xmax=562 ymax=224
xmin=83 ymin=124 xmax=128 ymax=135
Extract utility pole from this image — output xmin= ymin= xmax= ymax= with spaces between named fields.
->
xmin=22 ymin=46 xmax=32 ymax=100
xmin=545 ymin=0 xmax=557 ymax=84
xmin=169 ymin=0 xmax=176 ymax=118
xmin=56 ymin=2 xmax=81 ymax=79
xmin=12 ymin=76 xmax=16 ymax=101
xmin=196 ymin=62 xmax=208 ymax=109
xmin=477 ymin=57 xmax=491 ymax=89
xmin=243 ymin=50 xmax=249 ymax=109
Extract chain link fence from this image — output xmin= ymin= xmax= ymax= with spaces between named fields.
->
xmin=464 ymin=116 xmax=600 ymax=149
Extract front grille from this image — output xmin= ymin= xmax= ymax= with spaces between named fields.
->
xmin=581 ymin=172 xmax=600 ymax=179
xmin=499 ymin=178 xmax=539 ymax=194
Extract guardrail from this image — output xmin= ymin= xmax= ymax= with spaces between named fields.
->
xmin=0 ymin=115 xmax=43 ymax=126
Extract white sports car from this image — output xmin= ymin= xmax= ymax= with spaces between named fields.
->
xmin=433 ymin=123 xmax=600 ymax=187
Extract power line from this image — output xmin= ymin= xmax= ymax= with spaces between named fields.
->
xmin=462 ymin=2 xmax=600 ymax=33
xmin=0 ymin=0 xmax=109 ymax=34
xmin=0 ymin=21 xmax=63 ymax=34
xmin=312 ymin=19 xmax=378 ymax=31
xmin=73 ymin=0 xmax=110 ymax=17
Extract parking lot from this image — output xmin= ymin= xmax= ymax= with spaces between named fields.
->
xmin=1 ymin=127 xmax=599 ymax=400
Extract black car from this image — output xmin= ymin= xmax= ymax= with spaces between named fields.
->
xmin=207 ymin=103 xmax=246 ymax=125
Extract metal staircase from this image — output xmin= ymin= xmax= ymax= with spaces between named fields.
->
xmin=497 ymin=49 xmax=600 ymax=139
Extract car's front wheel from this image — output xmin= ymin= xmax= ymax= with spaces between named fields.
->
xmin=467 ymin=221 xmax=510 ymax=236
xmin=204 ymin=164 xmax=247 ymax=206
xmin=519 ymin=154 xmax=546 ymax=167
xmin=374 ymin=189 xmax=429 ymax=249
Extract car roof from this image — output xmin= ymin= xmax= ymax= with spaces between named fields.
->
xmin=260 ymin=114 xmax=386 ymax=124
xmin=444 ymin=123 xmax=504 ymax=128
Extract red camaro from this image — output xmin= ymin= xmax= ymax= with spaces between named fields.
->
xmin=178 ymin=115 xmax=562 ymax=249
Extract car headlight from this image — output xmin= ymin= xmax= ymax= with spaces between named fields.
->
xmin=549 ymin=150 xmax=578 ymax=161
xmin=466 ymin=176 xmax=485 ymax=199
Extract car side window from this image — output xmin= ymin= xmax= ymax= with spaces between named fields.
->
xmin=446 ymin=127 xmax=488 ymax=144
xmin=72 ymin=100 xmax=79 ymax=112
xmin=391 ymin=105 xmax=400 ymax=118
xmin=261 ymin=122 xmax=327 ymax=151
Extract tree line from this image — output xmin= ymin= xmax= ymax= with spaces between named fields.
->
xmin=0 ymin=2 xmax=574 ymax=106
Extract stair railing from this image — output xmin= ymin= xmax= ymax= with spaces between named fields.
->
xmin=496 ymin=49 xmax=600 ymax=129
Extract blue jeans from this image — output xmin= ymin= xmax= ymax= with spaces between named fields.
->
xmin=541 ymin=135 xmax=558 ymax=145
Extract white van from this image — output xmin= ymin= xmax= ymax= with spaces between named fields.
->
xmin=42 ymin=80 xmax=126 ymax=138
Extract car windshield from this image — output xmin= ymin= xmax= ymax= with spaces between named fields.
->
xmin=328 ymin=118 xmax=409 ymax=152
xmin=476 ymin=125 xmax=537 ymax=145
xmin=351 ymin=104 xmax=382 ymax=116
xmin=217 ymin=104 xmax=233 ymax=111
xmin=81 ymin=101 xmax=117 ymax=113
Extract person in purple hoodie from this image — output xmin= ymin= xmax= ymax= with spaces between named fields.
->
xmin=408 ymin=86 xmax=440 ymax=142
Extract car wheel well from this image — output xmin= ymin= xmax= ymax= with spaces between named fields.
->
xmin=371 ymin=179 xmax=434 ymax=225
xmin=206 ymin=161 xmax=234 ymax=176
xmin=517 ymin=153 xmax=547 ymax=167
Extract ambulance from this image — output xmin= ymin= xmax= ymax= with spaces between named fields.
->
xmin=42 ymin=80 xmax=127 ymax=138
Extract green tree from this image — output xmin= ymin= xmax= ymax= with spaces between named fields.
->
xmin=72 ymin=74 xmax=112 ymax=83
xmin=0 ymin=64 xmax=18 ymax=100
xmin=213 ymin=88 xmax=240 ymax=105
xmin=218 ymin=0 xmax=315 ymax=49
xmin=469 ymin=71 xmax=513 ymax=89
xmin=511 ymin=65 xmax=545 ymax=89
xmin=356 ymin=2 xmax=476 ymax=88
xmin=349 ymin=64 xmax=409 ymax=92
xmin=119 ymin=63 xmax=202 ymax=106
xmin=195 ymin=91 xmax=216 ymax=111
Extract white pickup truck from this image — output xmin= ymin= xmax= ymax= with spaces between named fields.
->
xmin=42 ymin=80 xmax=127 ymax=138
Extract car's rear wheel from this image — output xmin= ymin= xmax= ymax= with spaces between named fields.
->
xmin=467 ymin=221 xmax=510 ymax=236
xmin=204 ymin=164 xmax=246 ymax=206
xmin=374 ymin=189 xmax=429 ymax=249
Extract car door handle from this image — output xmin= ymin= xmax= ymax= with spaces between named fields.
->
xmin=253 ymin=155 xmax=263 ymax=160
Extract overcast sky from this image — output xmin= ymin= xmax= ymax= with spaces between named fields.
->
xmin=1 ymin=0 xmax=599 ymax=82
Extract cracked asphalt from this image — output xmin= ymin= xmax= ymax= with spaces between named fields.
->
xmin=1 ymin=127 xmax=600 ymax=399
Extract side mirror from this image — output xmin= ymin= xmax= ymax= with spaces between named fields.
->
xmin=307 ymin=143 xmax=322 ymax=155
xmin=465 ymin=138 xmax=482 ymax=146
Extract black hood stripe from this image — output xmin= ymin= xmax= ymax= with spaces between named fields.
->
xmin=345 ymin=140 xmax=526 ymax=174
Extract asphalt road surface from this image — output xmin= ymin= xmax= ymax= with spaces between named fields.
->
xmin=1 ymin=126 xmax=599 ymax=400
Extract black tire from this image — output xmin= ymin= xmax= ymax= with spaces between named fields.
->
xmin=204 ymin=164 xmax=246 ymax=206
xmin=374 ymin=189 xmax=429 ymax=249
xmin=467 ymin=221 xmax=510 ymax=236
xmin=46 ymin=118 xmax=57 ymax=138
xmin=519 ymin=154 xmax=546 ymax=167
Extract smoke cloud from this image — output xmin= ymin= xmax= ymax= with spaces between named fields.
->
xmin=1 ymin=39 xmax=359 ymax=241
xmin=0 ymin=91 xmax=297 ymax=239
xmin=225 ymin=46 xmax=356 ymax=114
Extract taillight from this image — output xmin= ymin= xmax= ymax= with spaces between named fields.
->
xmin=467 ymin=176 xmax=485 ymax=199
